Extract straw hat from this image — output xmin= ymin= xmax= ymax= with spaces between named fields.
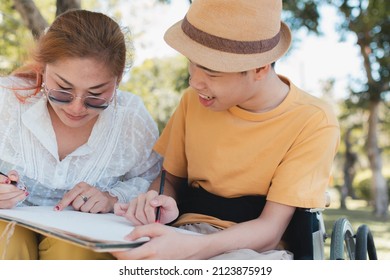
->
xmin=164 ymin=0 xmax=292 ymax=72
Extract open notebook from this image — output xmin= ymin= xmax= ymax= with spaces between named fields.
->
xmin=0 ymin=206 xmax=194 ymax=252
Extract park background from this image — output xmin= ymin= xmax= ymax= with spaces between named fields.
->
xmin=0 ymin=0 xmax=389 ymax=259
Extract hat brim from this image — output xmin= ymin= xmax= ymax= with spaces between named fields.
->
xmin=164 ymin=21 xmax=291 ymax=72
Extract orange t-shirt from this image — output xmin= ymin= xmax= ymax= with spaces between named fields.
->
xmin=154 ymin=77 xmax=339 ymax=229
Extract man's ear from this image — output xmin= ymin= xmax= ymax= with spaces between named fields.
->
xmin=253 ymin=64 xmax=272 ymax=80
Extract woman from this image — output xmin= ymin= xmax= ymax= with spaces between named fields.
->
xmin=0 ymin=9 xmax=161 ymax=259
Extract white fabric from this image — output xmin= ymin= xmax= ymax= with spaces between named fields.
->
xmin=0 ymin=80 xmax=162 ymax=207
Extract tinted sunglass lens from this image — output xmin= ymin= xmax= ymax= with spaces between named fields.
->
xmin=84 ymin=97 xmax=109 ymax=110
xmin=48 ymin=90 xmax=73 ymax=103
xmin=47 ymin=89 xmax=110 ymax=110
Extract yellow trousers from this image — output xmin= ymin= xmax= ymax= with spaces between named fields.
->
xmin=0 ymin=221 xmax=115 ymax=260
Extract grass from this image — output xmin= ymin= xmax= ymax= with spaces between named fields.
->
xmin=321 ymin=194 xmax=390 ymax=260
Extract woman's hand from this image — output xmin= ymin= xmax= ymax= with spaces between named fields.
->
xmin=0 ymin=171 xmax=29 ymax=209
xmin=55 ymin=182 xmax=118 ymax=213
xmin=114 ymin=190 xmax=179 ymax=225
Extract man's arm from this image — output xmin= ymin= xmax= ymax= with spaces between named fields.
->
xmin=112 ymin=200 xmax=295 ymax=259
xmin=148 ymin=170 xmax=186 ymax=202
xmin=204 ymin=201 xmax=295 ymax=256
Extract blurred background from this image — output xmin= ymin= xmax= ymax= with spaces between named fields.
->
xmin=0 ymin=0 xmax=389 ymax=259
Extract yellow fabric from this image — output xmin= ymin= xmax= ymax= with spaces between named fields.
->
xmin=0 ymin=221 xmax=115 ymax=260
xmin=154 ymin=76 xmax=339 ymax=229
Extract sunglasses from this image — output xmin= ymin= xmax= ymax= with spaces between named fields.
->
xmin=43 ymin=84 xmax=114 ymax=110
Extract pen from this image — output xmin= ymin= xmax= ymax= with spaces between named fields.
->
xmin=0 ymin=171 xmax=27 ymax=191
xmin=155 ymin=169 xmax=166 ymax=223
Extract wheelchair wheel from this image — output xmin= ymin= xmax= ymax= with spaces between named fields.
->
xmin=330 ymin=218 xmax=356 ymax=260
xmin=355 ymin=224 xmax=378 ymax=260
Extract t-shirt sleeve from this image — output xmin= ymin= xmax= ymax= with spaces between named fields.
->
xmin=153 ymin=89 xmax=191 ymax=178
xmin=267 ymin=109 xmax=340 ymax=208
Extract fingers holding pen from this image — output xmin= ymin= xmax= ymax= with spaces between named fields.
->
xmin=0 ymin=171 xmax=29 ymax=208
xmin=7 ymin=170 xmax=19 ymax=183
xmin=151 ymin=195 xmax=179 ymax=225
xmin=121 ymin=190 xmax=159 ymax=225
xmin=0 ymin=172 xmax=10 ymax=184
xmin=0 ymin=170 xmax=20 ymax=185
xmin=119 ymin=190 xmax=179 ymax=226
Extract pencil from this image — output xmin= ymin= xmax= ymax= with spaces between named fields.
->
xmin=0 ymin=171 xmax=18 ymax=187
xmin=0 ymin=171 xmax=27 ymax=191
xmin=155 ymin=169 xmax=166 ymax=223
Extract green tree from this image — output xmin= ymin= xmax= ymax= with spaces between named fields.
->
xmin=0 ymin=0 xmax=34 ymax=73
xmin=332 ymin=0 xmax=390 ymax=217
xmin=337 ymin=96 xmax=367 ymax=207
xmin=5 ymin=0 xmax=389 ymax=217
xmin=0 ymin=0 xmax=80 ymax=74
xmin=285 ymin=0 xmax=389 ymax=217
xmin=121 ymin=56 xmax=189 ymax=132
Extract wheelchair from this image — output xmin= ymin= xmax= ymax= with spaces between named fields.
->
xmin=283 ymin=207 xmax=378 ymax=260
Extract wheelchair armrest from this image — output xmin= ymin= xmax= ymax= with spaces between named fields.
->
xmin=283 ymin=208 xmax=326 ymax=260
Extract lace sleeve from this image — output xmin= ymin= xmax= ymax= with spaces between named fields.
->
xmin=107 ymin=94 xmax=162 ymax=203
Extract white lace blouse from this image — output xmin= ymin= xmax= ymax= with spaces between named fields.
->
xmin=0 ymin=80 xmax=162 ymax=207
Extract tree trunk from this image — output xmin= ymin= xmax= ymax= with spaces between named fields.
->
xmin=356 ymin=24 xmax=389 ymax=218
xmin=341 ymin=128 xmax=357 ymax=209
xmin=56 ymin=0 xmax=81 ymax=16
xmin=12 ymin=0 xmax=81 ymax=39
xmin=366 ymin=100 xmax=388 ymax=218
xmin=12 ymin=0 xmax=48 ymax=39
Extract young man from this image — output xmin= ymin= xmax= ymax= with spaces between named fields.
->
xmin=112 ymin=0 xmax=340 ymax=260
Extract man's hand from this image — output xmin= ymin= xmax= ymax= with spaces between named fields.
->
xmin=111 ymin=223 xmax=204 ymax=259
xmin=114 ymin=190 xmax=179 ymax=225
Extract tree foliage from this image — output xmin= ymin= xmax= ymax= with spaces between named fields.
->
xmin=283 ymin=0 xmax=322 ymax=34
xmin=12 ymin=0 xmax=49 ymax=39
xmin=0 ymin=0 xmax=33 ymax=73
xmin=121 ymin=56 xmax=189 ymax=132
xmin=0 ymin=0 xmax=80 ymax=74
xmin=341 ymin=0 xmax=389 ymax=101
xmin=330 ymin=0 xmax=390 ymax=217
xmin=2 ymin=0 xmax=389 ymax=216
